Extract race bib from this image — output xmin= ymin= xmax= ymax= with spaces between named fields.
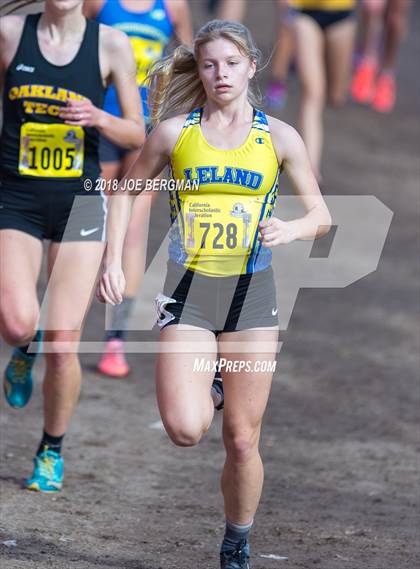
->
xmin=19 ymin=122 xmax=84 ymax=178
xmin=182 ymin=194 xmax=265 ymax=257
xmin=129 ymin=36 xmax=165 ymax=86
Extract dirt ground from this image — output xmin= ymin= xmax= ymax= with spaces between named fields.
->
xmin=1 ymin=1 xmax=419 ymax=568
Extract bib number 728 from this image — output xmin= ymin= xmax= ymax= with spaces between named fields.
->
xmin=198 ymin=222 xmax=238 ymax=250
xmin=183 ymin=197 xmax=257 ymax=255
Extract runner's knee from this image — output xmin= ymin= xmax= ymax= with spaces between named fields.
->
xmin=302 ymin=85 xmax=325 ymax=108
xmin=0 ymin=310 xmax=38 ymax=347
xmin=43 ymin=334 xmax=79 ymax=369
xmin=224 ymin=430 xmax=260 ymax=464
xmin=165 ymin=419 xmax=207 ymax=447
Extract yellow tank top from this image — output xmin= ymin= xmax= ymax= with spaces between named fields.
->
xmin=288 ymin=0 xmax=355 ymax=10
xmin=169 ymin=108 xmax=279 ymax=277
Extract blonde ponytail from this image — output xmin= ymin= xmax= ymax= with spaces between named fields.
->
xmin=147 ymin=45 xmax=206 ymax=126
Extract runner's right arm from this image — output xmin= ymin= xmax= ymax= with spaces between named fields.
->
xmin=59 ymin=26 xmax=145 ymax=149
xmin=0 ymin=15 xmax=25 ymax=91
xmin=98 ymin=115 xmax=184 ymax=305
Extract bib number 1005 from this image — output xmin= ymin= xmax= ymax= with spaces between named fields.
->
xmin=27 ymin=146 xmax=76 ymax=171
xmin=19 ymin=123 xmax=84 ymax=177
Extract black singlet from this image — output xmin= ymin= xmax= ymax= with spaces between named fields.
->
xmin=0 ymin=13 xmax=105 ymax=192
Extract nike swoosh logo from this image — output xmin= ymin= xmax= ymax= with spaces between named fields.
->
xmin=80 ymin=227 xmax=99 ymax=237
xmin=272 ymin=308 xmax=278 ymax=316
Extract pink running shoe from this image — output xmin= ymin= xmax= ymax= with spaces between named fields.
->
xmin=372 ymin=73 xmax=396 ymax=113
xmin=351 ymin=59 xmax=377 ymax=104
xmin=97 ymin=339 xmax=130 ymax=378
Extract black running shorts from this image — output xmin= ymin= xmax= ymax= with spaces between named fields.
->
xmin=155 ymin=260 xmax=279 ymax=334
xmin=0 ymin=183 xmax=107 ymax=242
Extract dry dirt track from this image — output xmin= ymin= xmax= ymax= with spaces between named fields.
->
xmin=0 ymin=1 xmax=419 ymax=568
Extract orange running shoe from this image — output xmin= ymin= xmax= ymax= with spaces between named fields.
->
xmin=97 ymin=338 xmax=130 ymax=378
xmin=372 ymin=73 xmax=396 ymax=113
xmin=351 ymin=60 xmax=377 ymax=104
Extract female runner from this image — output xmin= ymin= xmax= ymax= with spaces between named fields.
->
xmin=99 ymin=19 xmax=331 ymax=568
xmin=83 ymin=0 xmax=193 ymax=377
xmin=289 ymin=0 xmax=356 ymax=180
xmin=0 ymin=0 xmax=144 ymax=492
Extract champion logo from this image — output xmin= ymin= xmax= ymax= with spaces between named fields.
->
xmin=16 ymin=63 xmax=35 ymax=73
xmin=80 ymin=227 xmax=99 ymax=237
xmin=255 ymin=137 xmax=264 ymax=145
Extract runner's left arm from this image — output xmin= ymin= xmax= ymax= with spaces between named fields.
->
xmin=260 ymin=117 xmax=332 ymax=247
xmin=59 ymin=27 xmax=145 ymax=150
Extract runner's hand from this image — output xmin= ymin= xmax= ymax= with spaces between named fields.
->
xmin=59 ymin=98 xmax=103 ymax=128
xmin=259 ymin=217 xmax=296 ymax=247
xmin=97 ymin=264 xmax=126 ymax=305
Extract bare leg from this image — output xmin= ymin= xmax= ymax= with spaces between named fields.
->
xmin=294 ymin=14 xmax=326 ymax=180
xmin=359 ymin=0 xmax=387 ymax=60
xmin=43 ymin=240 xmax=104 ymax=436
xmin=219 ymin=328 xmax=278 ymax=524
xmin=42 ymin=329 xmax=82 ymax=436
xmin=382 ymin=0 xmax=410 ymax=72
xmin=97 ymin=151 xmax=142 ymax=376
xmin=156 ymin=325 xmax=217 ymax=446
xmin=371 ymin=0 xmax=410 ymax=112
xmin=325 ymin=17 xmax=356 ymax=106
xmin=272 ymin=2 xmax=295 ymax=81
xmin=218 ymin=0 xmax=247 ymax=22
xmin=267 ymin=1 xmax=295 ymax=108
xmin=0 ymin=229 xmax=42 ymax=346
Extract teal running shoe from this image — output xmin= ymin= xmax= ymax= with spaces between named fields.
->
xmin=25 ymin=449 xmax=64 ymax=493
xmin=3 ymin=331 xmax=42 ymax=408
xmin=220 ymin=540 xmax=250 ymax=569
